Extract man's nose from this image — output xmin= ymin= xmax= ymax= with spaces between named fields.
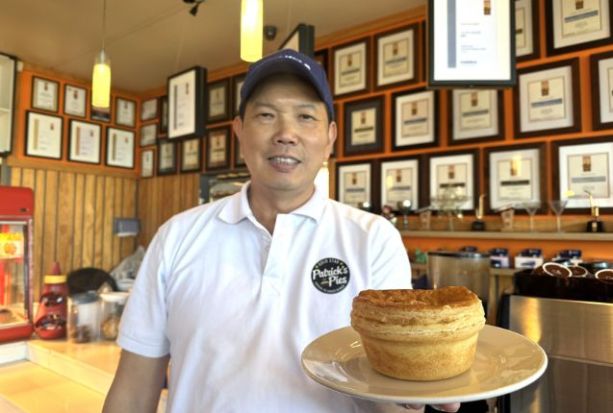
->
xmin=274 ymin=118 xmax=298 ymax=145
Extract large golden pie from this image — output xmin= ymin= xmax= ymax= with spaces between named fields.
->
xmin=351 ymin=286 xmax=485 ymax=381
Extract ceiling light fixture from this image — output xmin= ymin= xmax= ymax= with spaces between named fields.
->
xmin=92 ymin=0 xmax=111 ymax=109
xmin=240 ymin=0 xmax=263 ymax=62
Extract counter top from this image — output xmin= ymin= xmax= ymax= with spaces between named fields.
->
xmin=0 ymin=339 xmax=165 ymax=413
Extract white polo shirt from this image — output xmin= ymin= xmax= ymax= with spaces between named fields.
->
xmin=118 ymin=183 xmax=411 ymax=413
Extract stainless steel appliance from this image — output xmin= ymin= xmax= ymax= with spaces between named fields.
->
xmin=427 ymin=250 xmax=490 ymax=302
xmin=502 ymin=295 xmax=613 ymax=412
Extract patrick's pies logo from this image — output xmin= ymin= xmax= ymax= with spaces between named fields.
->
xmin=311 ymin=257 xmax=350 ymax=294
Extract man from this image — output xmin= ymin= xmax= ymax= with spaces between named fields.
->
xmin=103 ymin=49 xmax=459 ymax=413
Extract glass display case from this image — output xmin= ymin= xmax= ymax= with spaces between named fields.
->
xmin=0 ymin=186 xmax=34 ymax=342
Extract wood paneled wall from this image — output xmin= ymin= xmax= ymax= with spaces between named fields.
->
xmin=8 ymin=166 xmax=137 ymax=298
xmin=137 ymin=173 xmax=200 ymax=247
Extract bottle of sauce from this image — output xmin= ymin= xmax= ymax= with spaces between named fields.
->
xmin=34 ymin=262 xmax=68 ymax=339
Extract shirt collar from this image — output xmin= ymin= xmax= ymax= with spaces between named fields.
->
xmin=217 ymin=181 xmax=327 ymax=224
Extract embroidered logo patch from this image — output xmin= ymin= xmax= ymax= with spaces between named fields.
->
xmin=311 ymin=257 xmax=350 ymax=294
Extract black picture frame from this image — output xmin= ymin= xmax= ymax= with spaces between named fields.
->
xmin=332 ymin=38 xmax=370 ymax=98
xmin=590 ymin=50 xmax=613 ymax=131
xmin=63 ymin=84 xmax=88 ymax=118
xmin=167 ymin=66 xmax=207 ymax=139
xmin=68 ymin=119 xmax=102 ymax=164
xmin=0 ymin=52 xmax=17 ymax=155
xmin=374 ymin=23 xmax=420 ymax=90
xmin=159 ymin=95 xmax=169 ymax=137
xmin=141 ymin=148 xmax=155 ymax=178
xmin=515 ymin=0 xmax=541 ymax=62
xmin=484 ymin=143 xmax=546 ymax=214
xmin=158 ymin=140 xmax=177 ymax=175
xmin=115 ymin=97 xmax=137 ymax=128
xmin=314 ymin=49 xmax=329 ymax=77
xmin=391 ymin=88 xmax=439 ymax=151
xmin=545 ymin=0 xmax=613 ymax=56
xmin=448 ymin=89 xmax=505 ymax=145
xmin=233 ymin=131 xmax=246 ymax=168
xmin=513 ymin=58 xmax=581 ymax=139
xmin=343 ymin=96 xmax=384 ymax=156
xmin=141 ymin=97 xmax=159 ymax=122
xmin=31 ymin=76 xmax=59 ymax=112
xmin=231 ymin=73 xmax=246 ymax=116
xmin=105 ymin=127 xmax=135 ymax=169
xmin=426 ymin=149 xmax=480 ymax=212
xmin=428 ymin=0 xmax=516 ymax=87
xmin=91 ymin=107 xmax=111 ymax=123
xmin=335 ymin=160 xmax=380 ymax=212
xmin=24 ymin=111 xmax=63 ymax=160
xmin=278 ymin=23 xmax=315 ymax=57
xmin=207 ymin=79 xmax=230 ymax=123
xmin=180 ymin=137 xmax=202 ymax=173
xmin=206 ymin=126 xmax=231 ymax=171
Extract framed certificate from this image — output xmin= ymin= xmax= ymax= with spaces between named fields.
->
xmin=515 ymin=0 xmax=540 ymax=61
xmin=233 ymin=132 xmax=246 ymax=168
xmin=375 ymin=24 xmax=419 ymax=89
xmin=343 ymin=97 xmax=384 ymax=156
xmin=0 ymin=52 xmax=17 ymax=155
xmin=207 ymin=79 xmax=230 ymax=123
xmin=428 ymin=0 xmax=516 ymax=87
xmin=546 ymin=0 xmax=612 ymax=55
xmin=141 ymin=97 xmax=159 ymax=121
xmin=392 ymin=89 xmax=438 ymax=150
xmin=168 ymin=66 xmax=207 ymax=139
xmin=427 ymin=151 xmax=478 ymax=211
xmin=105 ymin=127 xmax=134 ymax=169
xmin=206 ymin=126 xmax=230 ymax=170
xmin=158 ymin=141 xmax=177 ymax=175
xmin=159 ymin=95 xmax=169 ymax=136
xmin=31 ymin=77 xmax=59 ymax=112
xmin=115 ymin=97 xmax=136 ymax=127
xmin=449 ymin=89 xmax=503 ymax=144
xmin=333 ymin=39 xmax=369 ymax=97
xmin=140 ymin=124 xmax=157 ymax=147
xmin=68 ymin=120 xmax=101 ymax=164
xmin=63 ymin=84 xmax=87 ymax=118
xmin=553 ymin=137 xmax=613 ymax=211
xmin=514 ymin=58 xmax=581 ymax=138
xmin=180 ymin=137 xmax=202 ymax=173
xmin=380 ymin=157 xmax=420 ymax=211
xmin=24 ymin=111 xmax=63 ymax=159
xmin=484 ymin=143 xmax=545 ymax=212
xmin=279 ymin=23 xmax=315 ymax=56
xmin=232 ymin=73 xmax=246 ymax=116
xmin=141 ymin=148 xmax=155 ymax=178
xmin=336 ymin=161 xmax=375 ymax=210
xmin=590 ymin=50 xmax=613 ymax=130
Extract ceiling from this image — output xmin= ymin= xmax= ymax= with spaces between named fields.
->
xmin=0 ymin=0 xmax=425 ymax=94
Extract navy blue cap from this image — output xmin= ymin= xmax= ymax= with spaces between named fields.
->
xmin=239 ymin=49 xmax=335 ymax=121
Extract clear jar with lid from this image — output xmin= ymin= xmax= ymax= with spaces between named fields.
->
xmin=68 ymin=292 xmax=100 ymax=343
xmin=99 ymin=292 xmax=129 ymax=340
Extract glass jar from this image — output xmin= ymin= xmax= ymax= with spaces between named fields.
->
xmin=68 ymin=292 xmax=100 ymax=343
xmin=99 ymin=292 xmax=129 ymax=340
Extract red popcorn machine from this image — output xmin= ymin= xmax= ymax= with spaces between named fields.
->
xmin=0 ymin=186 xmax=34 ymax=342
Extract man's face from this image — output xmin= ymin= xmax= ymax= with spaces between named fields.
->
xmin=233 ymin=75 xmax=336 ymax=200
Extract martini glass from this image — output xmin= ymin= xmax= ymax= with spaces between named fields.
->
xmin=521 ymin=202 xmax=541 ymax=232
xmin=549 ymin=200 xmax=568 ymax=232
xmin=397 ymin=200 xmax=412 ymax=229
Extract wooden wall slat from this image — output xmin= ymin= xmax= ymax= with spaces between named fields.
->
xmin=56 ymin=172 xmax=75 ymax=275
xmin=33 ymin=169 xmax=46 ymax=297
xmin=10 ymin=167 xmax=22 ymax=186
xmin=41 ymin=170 xmax=58 ymax=282
xmin=20 ymin=168 xmax=35 ymax=191
xmin=72 ymin=174 xmax=85 ymax=270
xmin=101 ymin=176 xmax=115 ymax=270
xmin=82 ymin=174 xmax=96 ymax=268
xmin=122 ymin=178 xmax=136 ymax=258
xmin=93 ymin=176 xmax=105 ymax=268
xmin=112 ymin=177 xmax=122 ymax=267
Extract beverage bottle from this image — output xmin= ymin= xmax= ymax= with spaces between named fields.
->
xmin=34 ymin=262 xmax=68 ymax=339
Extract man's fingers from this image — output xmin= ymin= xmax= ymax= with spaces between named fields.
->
xmin=431 ymin=402 xmax=461 ymax=412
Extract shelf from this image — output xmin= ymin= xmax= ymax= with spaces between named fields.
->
xmin=399 ymin=230 xmax=613 ymax=242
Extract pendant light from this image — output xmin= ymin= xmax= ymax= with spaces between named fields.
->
xmin=240 ymin=0 xmax=263 ymax=62
xmin=92 ymin=0 xmax=111 ymax=109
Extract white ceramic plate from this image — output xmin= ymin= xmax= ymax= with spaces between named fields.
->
xmin=301 ymin=324 xmax=547 ymax=404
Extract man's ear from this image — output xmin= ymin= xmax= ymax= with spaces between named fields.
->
xmin=326 ymin=121 xmax=338 ymax=159
xmin=232 ymin=116 xmax=243 ymax=144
